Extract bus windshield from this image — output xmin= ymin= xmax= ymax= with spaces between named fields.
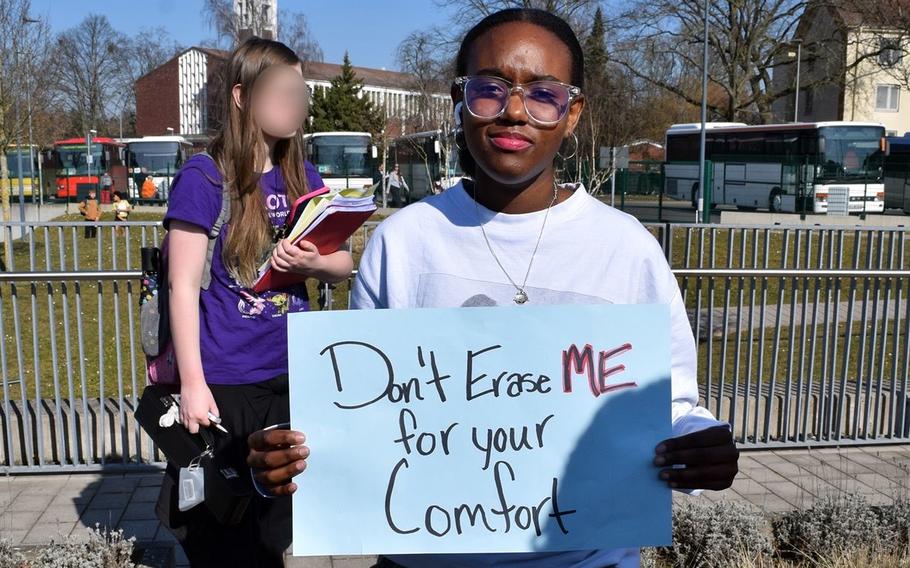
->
xmin=308 ymin=135 xmax=371 ymax=178
xmin=5 ymin=149 xmax=37 ymax=177
xmin=56 ymin=145 xmax=103 ymax=176
xmin=818 ymin=126 xmax=885 ymax=181
xmin=127 ymin=141 xmax=181 ymax=176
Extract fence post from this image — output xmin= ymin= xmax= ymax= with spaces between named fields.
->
xmin=658 ymin=163 xmax=664 ymax=222
xmin=701 ymin=159 xmax=713 ymax=223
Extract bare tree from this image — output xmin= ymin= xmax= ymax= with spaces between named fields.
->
xmin=397 ymin=31 xmax=450 ymax=132
xmin=202 ymin=0 xmax=282 ymax=47
xmin=114 ymin=27 xmax=183 ymax=136
xmin=51 ymin=15 xmax=130 ymax=135
xmin=434 ymin=0 xmax=600 ymax=30
xmin=202 ymin=0 xmax=252 ymax=47
xmin=127 ymin=27 xmax=183 ymax=80
xmin=202 ymin=1 xmax=324 ymax=70
xmin=610 ymin=0 xmax=815 ymax=123
xmin=0 ymin=0 xmax=53 ymax=220
xmin=834 ymin=0 xmax=910 ymax=96
xmin=611 ymin=0 xmax=910 ymax=123
xmin=279 ymin=11 xmax=324 ymax=64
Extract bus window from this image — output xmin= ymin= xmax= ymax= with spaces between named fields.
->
xmin=818 ymin=126 xmax=884 ymax=180
xmin=126 ymin=141 xmax=182 ymax=176
xmin=57 ymin=145 xmax=102 ymax=176
xmin=308 ymin=135 xmax=372 ymax=177
xmin=667 ymin=133 xmax=698 ymax=161
xmin=304 ymin=133 xmax=374 ymax=191
xmin=5 ymin=149 xmax=38 ymax=178
xmin=766 ymin=134 xmax=784 ymax=156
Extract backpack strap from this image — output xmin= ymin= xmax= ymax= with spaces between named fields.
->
xmin=195 ymin=151 xmax=232 ymax=291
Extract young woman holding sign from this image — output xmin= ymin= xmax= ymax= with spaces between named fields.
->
xmin=247 ymin=8 xmax=738 ymax=568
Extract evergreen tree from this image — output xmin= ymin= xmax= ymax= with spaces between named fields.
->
xmin=308 ymin=52 xmax=385 ymax=137
xmin=584 ymin=7 xmax=607 ymax=86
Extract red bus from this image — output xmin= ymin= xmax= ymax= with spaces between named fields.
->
xmin=47 ymin=137 xmax=128 ymax=203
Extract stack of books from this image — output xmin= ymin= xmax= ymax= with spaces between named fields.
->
xmin=252 ymin=186 xmax=376 ymax=293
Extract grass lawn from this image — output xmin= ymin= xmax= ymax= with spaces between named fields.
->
xmin=1 ymin=210 xmax=907 ymax=415
xmin=0 ymin=210 xmax=380 ymax=402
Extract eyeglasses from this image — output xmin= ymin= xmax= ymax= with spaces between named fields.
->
xmin=454 ymin=75 xmax=582 ymax=125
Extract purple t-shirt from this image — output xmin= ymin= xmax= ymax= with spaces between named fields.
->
xmin=163 ymin=154 xmax=327 ymax=385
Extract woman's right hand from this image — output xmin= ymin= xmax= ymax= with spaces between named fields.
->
xmin=179 ymin=380 xmax=219 ymax=434
xmin=247 ymin=429 xmax=309 ymax=496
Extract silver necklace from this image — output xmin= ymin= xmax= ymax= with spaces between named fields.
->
xmin=473 ymin=181 xmax=559 ymax=305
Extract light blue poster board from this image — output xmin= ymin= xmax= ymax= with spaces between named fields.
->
xmin=288 ymin=304 xmax=672 ymax=556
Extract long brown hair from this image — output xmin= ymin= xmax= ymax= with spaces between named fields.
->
xmin=209 ymin=37 xmax=309 ymax=287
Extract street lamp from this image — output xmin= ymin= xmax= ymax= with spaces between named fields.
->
xmin=87 ymin=129 xmax=97 ymax=201
xmin=788 ymin=39 xmax=803 ymax=123
xmin=697 ymin=0 xmax=710 ymax=223
xmin=16 ymin=50 xmax=41 ymax=210
xmin=13 ymin=14 xmax=40 ymax=236
xmin=13 ymin=49 xmax=25 ymax=235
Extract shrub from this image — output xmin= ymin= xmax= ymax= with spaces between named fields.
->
xmin=875 ymin=496 xmax=910 ymax=552
xmin=773 ymin=493 xmax=881 ymax=560
xmin=31 ymin=524 xmax=134 ymax=568
xmin=663 ymin=500 xmax=773 ymax=568
xmin=0 ymin=538 xmax=25 ymax=568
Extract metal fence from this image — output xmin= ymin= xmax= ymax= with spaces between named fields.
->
xmin=0 ymin=219 xmax=908 ymax=472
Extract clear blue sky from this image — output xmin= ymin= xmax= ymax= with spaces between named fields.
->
xmin=35 ymin=0 xmax=455 ymax=71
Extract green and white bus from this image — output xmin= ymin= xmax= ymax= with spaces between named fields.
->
xmin=124 ymin=135 xmax=193 ymax=202
xmin=664 ymin=121 xmax=886 ymax=214
xmin=304 ymin=132 xmax=378 ymax=191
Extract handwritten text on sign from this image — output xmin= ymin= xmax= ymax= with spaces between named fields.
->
xmin=288 ymin=304 xmax=672 ymax=556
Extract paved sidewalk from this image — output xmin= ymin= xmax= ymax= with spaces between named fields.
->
xmin=0 ymin=445 xmax=907 ymax=567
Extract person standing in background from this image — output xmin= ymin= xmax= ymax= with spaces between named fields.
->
xmin=100 ymin=171 xmax=113 ymax=203
xmin=78 ymin=189 xmax=101 ymax=238
xmin=112 ymin=191 xmax=132 ymax=237
xmin=386 ymin=163 xmax=408 ymax=207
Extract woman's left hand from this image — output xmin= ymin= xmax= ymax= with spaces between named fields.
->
xmin=270 ymin=239 xmax=323 ymax=276
xmin=653 ymin=424 xmax=739 ymax=490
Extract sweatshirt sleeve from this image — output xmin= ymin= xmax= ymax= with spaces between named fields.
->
xmin=350 ymin=224 xmax=387 ymax=310
xmin=163 ymin=159 xmax=222 ymax=233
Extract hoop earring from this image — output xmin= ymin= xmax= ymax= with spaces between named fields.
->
xmin=453 ymin=127 xmax=466 ymax=151
xmin=557 ymin=132 xmax=579 ymax=161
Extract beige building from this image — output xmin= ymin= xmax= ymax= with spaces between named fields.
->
xmin=772 ymin=0 xmax=910 ymax=135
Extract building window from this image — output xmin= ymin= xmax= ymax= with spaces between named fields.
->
xmin=879 ymin=37 xmax=902 ymax=68
xmin=804 ymin=88 xmax=813 ymax=115
xmin=876 ymin=84 xmax=901 ymax=112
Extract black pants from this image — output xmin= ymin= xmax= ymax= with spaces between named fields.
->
xmin=156 ymin=374 xmax=291 ymax=567
xmin=84 ymin=224 xmax=97 ymax=238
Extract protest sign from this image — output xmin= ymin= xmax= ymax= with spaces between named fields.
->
xmin=288 ymin=304 xmax=672 ymax=556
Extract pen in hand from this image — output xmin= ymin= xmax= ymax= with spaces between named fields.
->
xmin=208 ymin=412 xmax=229 ymax=435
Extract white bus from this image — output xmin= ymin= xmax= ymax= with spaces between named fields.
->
xmin=125 ymin=135 xmax=193 ymax=202
xmin=884 ymin=134 xmax=910 ymax=213
xmin=664 ymin=121 xmax=886 ymax=214
xmin=304 ymin=132 xmax=377 ymax=191
xmin=389 ymin=130 xmax=463 ymax=203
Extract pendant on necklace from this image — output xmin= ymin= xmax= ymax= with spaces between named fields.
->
xmin=513 ymin=290 xmax=529 ymax=304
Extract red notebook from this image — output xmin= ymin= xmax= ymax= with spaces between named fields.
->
xmin=252 ymin=206 xmax=375 ymax=293
xmin=286 ymin=186 xmax=331 ymax=229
